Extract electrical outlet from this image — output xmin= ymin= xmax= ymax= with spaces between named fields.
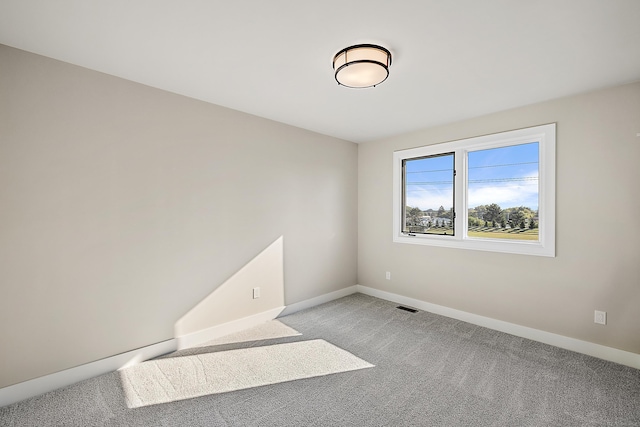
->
xmin=594 ymin=310 xmax=606 ymax=325
xmin=385 ymin=271 xmax=391 ymax=280
xmin=253 ymin=287 xmax=260 ymax=299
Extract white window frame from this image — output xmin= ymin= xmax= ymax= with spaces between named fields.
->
xmin=392 ymin=123 xmax=555 ymax=257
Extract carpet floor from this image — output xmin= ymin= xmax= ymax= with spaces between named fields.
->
xmin=1 ymin=293 xmax=639 ymax=426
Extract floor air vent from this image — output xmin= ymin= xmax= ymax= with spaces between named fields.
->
xmin=396 ymin=306 xmax=418 ymax=313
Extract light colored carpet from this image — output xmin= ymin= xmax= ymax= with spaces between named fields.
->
xmin=119 ymin=339 xmax=374 ymax=408
xmin=2 ymin=294 xmax=639 ymax=426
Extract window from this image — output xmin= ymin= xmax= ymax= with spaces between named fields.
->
xmin=403 ymin=153 xmax=455 ymax=236
xmin=393 ymin=124 xmax=555 ymax=257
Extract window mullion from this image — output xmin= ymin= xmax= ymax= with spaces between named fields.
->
xmin=454 ymin=149 xmax=465 ymax=241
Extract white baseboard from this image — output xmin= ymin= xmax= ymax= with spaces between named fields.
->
xmin=0 ymin=306 xmax=287 ymax=408
xmin=356 ymin=285 xmax=640 ymax=370
xmin=279 ymin=285 xmax=358 ymax=317
xmin=176 ymin=306 xmax=286 ymax=350
xmin=0 ymin=339 xmax=177 ymax=408
xmin=7 ymin=284 xmax=634 ymax=409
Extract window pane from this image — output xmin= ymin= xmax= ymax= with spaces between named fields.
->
xmin=467 ymin=142 xmax=539 ymax=241
xmin=403 ymin=153 xmax=454 ymax=236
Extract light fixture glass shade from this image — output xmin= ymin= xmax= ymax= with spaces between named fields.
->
xmin=333 ymin=44 xmax=392 ymax=88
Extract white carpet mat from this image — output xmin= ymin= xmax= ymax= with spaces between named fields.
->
xmin=120 ymin=339 xmax=374 ymax=408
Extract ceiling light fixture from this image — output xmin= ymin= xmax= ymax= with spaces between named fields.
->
xmin=332 ymin=44 xmax=392 ymax=88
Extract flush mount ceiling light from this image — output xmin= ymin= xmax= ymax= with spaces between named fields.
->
xmin=333 ymin=44 xmax=392 ymax=88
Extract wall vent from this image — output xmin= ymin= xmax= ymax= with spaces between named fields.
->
xmin=396 ymin=306 xmax=418 ymax=313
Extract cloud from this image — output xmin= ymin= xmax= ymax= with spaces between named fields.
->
xmin=468 ymin=172 xmax=539 ymax=209
xmin=407 ymin=187 xmax=453 ymax=210
xmin=469 ymin=186 xmax=538 ymax=209
xmin=407 ymin=173 xmax=539 ymax=211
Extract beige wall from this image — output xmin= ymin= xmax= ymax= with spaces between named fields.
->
xmin=2 ymin=40 xmax=638 ymax=390
xmin=0 ymin=45 xmax=358 ymax=388
xmin=174 ymin=236 xmax=285 ymax=338
xmin=359 ymin=82 xmax=640 ymax=354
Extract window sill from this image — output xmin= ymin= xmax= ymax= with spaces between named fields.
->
xmin=393 ymin=233 xmax=555 ymax=257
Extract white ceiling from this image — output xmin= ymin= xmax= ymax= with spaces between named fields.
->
xmin=1 ymin=1 xmax=639 ymax=143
